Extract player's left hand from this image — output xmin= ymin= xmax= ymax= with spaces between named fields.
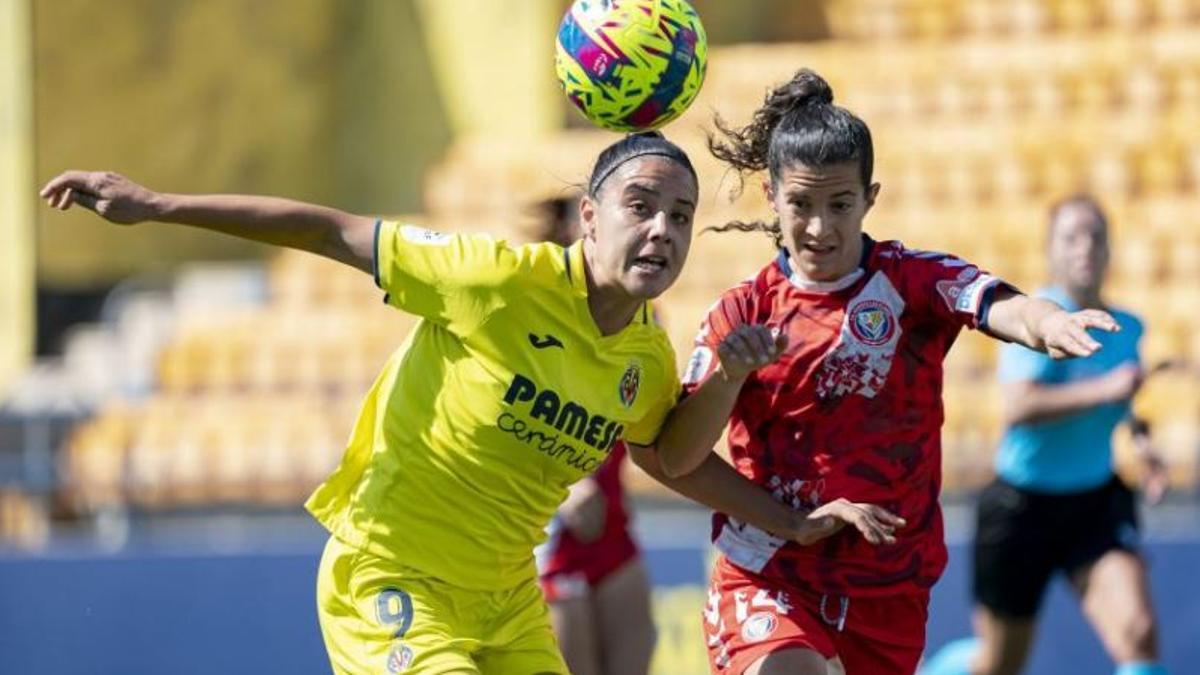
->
xmin=559 ymin=477 xmax=606 ymax=543
xmin=1037 ymin=308 xmax=1119 ymax=359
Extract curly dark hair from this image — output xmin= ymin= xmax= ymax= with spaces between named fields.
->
xmin=706 ymin=68 xmax=874 ymax=248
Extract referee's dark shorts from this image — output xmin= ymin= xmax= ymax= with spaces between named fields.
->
xmin=972 ymin=474 xmax=1141 ymax=618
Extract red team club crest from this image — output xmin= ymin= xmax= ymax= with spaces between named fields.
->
xmin=619 ymin=362 xmax=642 ymax=408
xmin=848 ymin=299 xmax=896 ymax=347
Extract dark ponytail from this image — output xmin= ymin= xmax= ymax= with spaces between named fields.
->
xmin=588 ymin=131 xmax=697 ymax=197
xmin=706 ymin=69 xmax=873 ymax=248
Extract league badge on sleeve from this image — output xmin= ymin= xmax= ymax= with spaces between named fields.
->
xmin=400 ymin=225 xmax=452 ymax=247
xmin=935 ymin=267 xmax=981 ymax=312
xmin=681 ymin=346 xmax=713 ymax=385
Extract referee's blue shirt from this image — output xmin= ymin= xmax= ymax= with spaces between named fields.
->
xmin=994 ymin=286 xmax=1143 ymax=493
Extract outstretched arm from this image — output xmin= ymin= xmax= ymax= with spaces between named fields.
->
xmin=1003 ymin=363 xmax=1141 ymax=426
xmin=983 ymin=288 xmax=1119 ymax=359
xmin=40 ymin=171 xmax=376 ymax=272
xmin=628 ymin=445 xmax=903 ymax=546
xmin=656 ymin=325 xmax=787 ymax=477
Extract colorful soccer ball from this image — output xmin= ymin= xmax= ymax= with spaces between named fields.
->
xmin=555 ymin=0 xmax=708 ymax=132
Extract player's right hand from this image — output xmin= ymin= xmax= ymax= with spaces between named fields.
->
xmin=40 ymin=171 xmax=162 ymax=225
xmin=1038 ymin=308 xmax=1119 ymax=359
xmin=789 ymin=498 xmax=906 ymax=546
xmin=559 ymin=477 xmax=607 ymax=544
xmin=715 ymin=324 xmax=789 ymax=381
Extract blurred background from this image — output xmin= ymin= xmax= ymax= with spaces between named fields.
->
xmin=1 ymin=1 xmax=1198 ymax=673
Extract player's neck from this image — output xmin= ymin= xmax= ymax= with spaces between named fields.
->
xmin=585 ymin=284 xmax=641 ymax=336
xmin=1060 ymin=282 xmax=1104 ymax=309
xmin=578 ymin=240 xmax=644 ymax=335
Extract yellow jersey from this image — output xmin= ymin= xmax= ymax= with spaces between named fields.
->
xmin=306 ymin=221 xmax=679 ymax=590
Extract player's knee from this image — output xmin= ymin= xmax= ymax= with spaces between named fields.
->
xmin=605 ymin=609 xmax=656 ymax=667
xmin=1116 ymin=612 xmax=1158 ymax=659
xmin=637 ymin=622 xmax=658 ymax=658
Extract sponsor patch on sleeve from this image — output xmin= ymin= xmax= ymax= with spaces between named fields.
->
xmin=955 ymin=273 xmax=999 ymax=315
xmin=935 ymin=267 xmax=980 ymax=312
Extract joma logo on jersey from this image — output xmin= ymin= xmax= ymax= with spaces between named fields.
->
xmin=504 ymin=374 xmax=624 ymax=452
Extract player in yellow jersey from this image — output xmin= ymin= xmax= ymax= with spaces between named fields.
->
xmin=41 ymin=133 xmax=843 ymax=674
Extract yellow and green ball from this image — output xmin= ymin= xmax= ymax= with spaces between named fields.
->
xmin=555 ymin=0 xmax=708 ymax=132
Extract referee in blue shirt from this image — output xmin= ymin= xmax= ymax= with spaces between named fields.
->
xmin=969 ymin=195 xmax=1169 ymax=675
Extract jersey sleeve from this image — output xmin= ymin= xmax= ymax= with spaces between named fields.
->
xmin=900 ymin=249 xmax=1017 ymax=332
xmin=374 ymin=220 xmax=512 ymax=334
xmin=679 ymin=287 xmax=753 ymax=396
xmin=623 ymin=351 xmax=682 ymax=446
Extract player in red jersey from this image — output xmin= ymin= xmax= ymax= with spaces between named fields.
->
xmin=654 ymin=69 xmax=1120 ymax=675
xmin=538 ymin=443 xmax=654 ymax=675
xmin=527 ymin=194 xmax=656 ymax=675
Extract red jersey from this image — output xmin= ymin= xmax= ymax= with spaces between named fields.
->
xmin=682 ymin=236 xmax=1012 ymax=597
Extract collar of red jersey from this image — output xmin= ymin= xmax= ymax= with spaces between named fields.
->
xmin=775 ymin=234 xmax=875 ymax=293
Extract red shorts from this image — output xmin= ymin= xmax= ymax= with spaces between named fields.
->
xmin=703 ymin=557 xmax=928 ymax=675
xmin=537 ymin=522 xmax=638 ymax=602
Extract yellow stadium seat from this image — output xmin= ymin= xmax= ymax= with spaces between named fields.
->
xmin=126 ymin=402 xmax=184 ymax=507
xmin=203 ymin=416 xmax=249 ymax=504
xmin=1011 ymin=0 xmax=1053 ymax=36
xmin=1088 ymin=149 xmax=1136 ymax=201
xmin=1053 ymin=0 xmax=1105 ymax=33
xmin=1154 ymin=0 xmax=1194 ymax=27
xmin=1110 ymin=236 xmax=1162 ymax=288
xmin=62 ymin=408 xmax=132 ymax=510
xmin=1104 ymin=0 xmax=1153 ymax=30
xmin=1138 ymin=145 xmax=1185 ymax=195
xmin=0 ymin=489 xmax=49 ymax=550
xmin=1166 ymin=236 xmax=1200 ymax=282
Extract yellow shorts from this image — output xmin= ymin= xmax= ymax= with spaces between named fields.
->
xmin=316 ymin=536 xmax=568 ymax=674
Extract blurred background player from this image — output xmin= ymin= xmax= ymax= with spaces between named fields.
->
xmin=954 ymin=195 xmax=1168 ymax=675
xmin=528 ymin=191 xmax=657 ymax=675
xmin=655 ymin=69 xmax=1120 ymax=675
xmin=37 ymin=132 xmax=700 ymax=674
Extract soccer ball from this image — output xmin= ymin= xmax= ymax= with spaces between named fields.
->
xmin=555 ymin=0 xmax=707 ymax=132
